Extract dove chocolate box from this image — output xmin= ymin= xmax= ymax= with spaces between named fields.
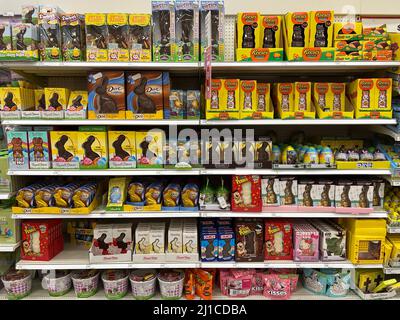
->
xmin=87 ymin=71 xmax=126 ymax=119
xmin=126 ymin=71 xmax=168 ymax=120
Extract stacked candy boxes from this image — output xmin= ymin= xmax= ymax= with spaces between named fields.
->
xmin=232 ymin=175 xmax=384 ymax=214
xmin=13 ymin=182 xmax=99 ymax=214
xmin=106 ymin=177 xmax=200 ymax=212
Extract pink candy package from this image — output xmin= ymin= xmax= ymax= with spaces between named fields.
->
xmin=263 ymin=274 xmax=292 ymax=300
xmin=219 ymin=269 xmax=253 ymax=298
xmin=250 ymin=271 xmax=265 ymax=295
xmin=293 ymin=223 xmax=319 ymax=262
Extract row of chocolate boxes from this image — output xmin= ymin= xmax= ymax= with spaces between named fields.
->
xmin=0 ymin=71 xmax=201 ymax=120
xmin=0 ymin=73 xmax=393 ymax=121
xmin=0 ymin=1 xmax=224 ymax=62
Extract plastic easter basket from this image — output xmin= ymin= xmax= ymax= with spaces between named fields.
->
xmin=157 ymin=270 xmax=184 ymax=300
xmin=42 ymin=272 xmax=72 ymax=297
xmin=129 ymin=269 xmax=157 ymax=300
xmin=71 ymin=271 xmax=99 ymax=298
xmin=101 ymin=271 xmax=129 ymax=300
xmin=1 ymin=271 xmax=32 ymax=300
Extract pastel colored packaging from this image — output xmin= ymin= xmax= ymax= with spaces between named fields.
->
xmin=108 ymin=131 xmax=136 ymax=169
xmin=87 ymin=71 xmax=126 ymax=119
xmin=12 ymin=23 xmax=38 ymax=51
xmin=66 ymin=91 xmax=88 ymax=119
xmin=50 ymin=131 xmax=79 ymax=169
xmin=77 ymin=129 xmax=108 ymax=169
xmin=7 ymin=131 xmax=29 ymax=170
xmin=0 ymin=23 xmax=12 ymax=50
xmin=200 ymin=0 xmax=224 ymax=61
xmin=28 ymin=131 xmax=51 ymax=169
xmin=136 ymin=130 xmax=164 ymax=168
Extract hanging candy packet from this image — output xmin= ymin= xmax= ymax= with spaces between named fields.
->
xmin=250 ymin=271 xmax=265 ymax=295
xmin=184 ymin=269 xmax=195 ymax=300
xmin=278 ymin=274 xmax=299 ymax=292
xmin=263 ymin=274 xmax=292 ymax=300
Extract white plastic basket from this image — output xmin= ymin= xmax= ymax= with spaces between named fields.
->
xmin=71 ymin=271 xmax=99 ymax=298
xmin=157 ymin=271 xmax=184 ymax=300
xmin=129 ymin=269 xmax=157 ymax=300
xmin=42 ymin=271 xmax=72 ymax=297
xmin=101 ymin=271 xmax=129 ymax=300
xmin=1 ymin=271 xmax=32 ymax=300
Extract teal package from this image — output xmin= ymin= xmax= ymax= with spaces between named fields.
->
xmin=28 ymin=131 xmax=51 ymax=169
xmin=7 ymin=131 xmax=29 ymax=170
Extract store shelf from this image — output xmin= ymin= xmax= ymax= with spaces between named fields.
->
xmin=12 ymin=210 xmax=201 ymax=219
xmin=383 ymin=267 xmax=400 ymax=275
xmin=201 ymin=211 xmax=388 ymax=219
xmin=15 ymin=247 xmax=201 ymax=270
xmin=201 ymin=260 xmax=382 ymax=269
xmin=1 ymin=119 xmax=199 ymax=126
xmin=0 ymin=242 xmax=20 ymax=252
xmin=387 ymin=226 xmax=400 ymax=234
xmin=11 ymin=209 xmax=387 ymax=219
xmin=0 ymin=192 xmax=14 ymax=200
xmin=0 ymin=281 xmax=365 ymax=301
xmin=8 ymin=169 xmax=199 ymax=176
xmin=370 ymin=126 xmax=400 ymax=141
xmin=15 ymin=246 xmax=381 ymax=270
xmin=201 ymin=169 xmax=392 ymax=176
xmin=0 ymin=61 xmax=199 ymax=76
xmin=204 ymin=61 xmax=400 ymax=74
xmin=200 ymin=119 xmax=397 ymax=126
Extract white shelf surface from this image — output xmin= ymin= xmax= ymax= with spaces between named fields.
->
xmin=201 ymin=260 xmax=382 ymax=269
xmin=383 ymin=267 xmax=400 ymax=275
xmin=0 ymin=242 xmax=20 ymax=252
xmin=200 ymin=210 xmax=388 ymax=219
xmin=204 ymin=61 xmax=400 ymax=73
xmin=15 ymin=247 xmax=381 ymax=270
xmin=387 ymin=226 xmax=400 ymax=234
xmin=200 ymin=119 xmax=397 ymax=126
xmin=8 ymin=169 xmax=199 ymax=176
xmin=1 ymin=119 xmax=199 ymax=126
xmin=0 ymin=192 xmax=14 ymax=200
xmin=11 ymin=209 xmax=387 ymax=220
xmin=10 ymin=168 xmax=392 ymax=176
xmin=370 ymin=126 xmax=400 ymax=141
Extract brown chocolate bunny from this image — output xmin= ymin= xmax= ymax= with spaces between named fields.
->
xmin=82 ymin=135 xmax=100 ymax=161
xmin=134 ymin=77 xmax=156 ymax=114
xmin=95 ymin=77 xmax=119 ymax=114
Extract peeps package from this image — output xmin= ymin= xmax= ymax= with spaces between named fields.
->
xmin=0 ymin=210 xmax=21 ymax=244
xmin=106 ymin=177 xmax=128 ymax=211
xmin=175 ymin=0 xmax=199 ymax=62
xmin=126 ymin=71 xmax=166 ymax=120
xmin=77 ymin=127 xmax=108 ymax=169
xmin=28 ymin=131 xmax=50 ymax=169
xmin=7 ymin=131 xmax=29 ymax=170
xmin=50 ymin=131 xmax=79 ymax=169
xmin=87 ymin=71 xmax=126 ymax=120
xmin=66 ymin=91 xmax=88 ymax=119
xmin=136 ymin=130 xmax=164 ymax=168
xmin=218 ymin=227 xmax=235 ymax=261
xmin=108 ymin=131 xmax=137 ymax=169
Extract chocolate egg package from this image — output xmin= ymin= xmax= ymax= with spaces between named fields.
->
xmin=72 ymin=182 xmax=97 ymax=208
xmin=145 ymin=180 xmax=165 ymax=210
xmin=181 ymin=181 xmax=199 ymax=211
xmin=127 ymin=180 xmax=148 ymax=204
xmin=15 ymin=183 xmax=46 ymax=208
xmin=53 ymin=183 xmax=81 ymax=208
xmin=34 ymin=184 xmax=61 ymax=207
xmin=162 ymin=182 xmax=181 ymax=210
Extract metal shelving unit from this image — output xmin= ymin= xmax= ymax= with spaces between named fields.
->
xmin=1 ymin=119 xmax=200 ymax=126
xmin=200 ymin=119 xmax=397 ymax=126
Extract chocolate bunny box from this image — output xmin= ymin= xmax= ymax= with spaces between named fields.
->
xmin=87 ymin=71 xmax=126 ymax=119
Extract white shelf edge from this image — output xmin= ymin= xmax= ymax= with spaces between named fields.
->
xmin=1 ymin=119 xmax=200 ymax=126
xmin=384 ymin=267 xmax=400 ymax=274
xmin=0 ymin=192 xmax=15 ymax=200
xmin=200 ymin=119 xmax=398 ymax=126
xmin=370 ymin=126 xmax=400 ymax=141
xmin=0 ymin=242 xmax=20 ymax=252
xmin=8 ymin=169 xmax=393 ymax=176
xmin=387 ymin=226 xmax=400 ymax=234
xmin=11 ymin=210 xmax=387 ymax=220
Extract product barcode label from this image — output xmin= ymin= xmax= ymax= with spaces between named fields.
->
xmin=229 ymin=289 xmax=250 ymax=296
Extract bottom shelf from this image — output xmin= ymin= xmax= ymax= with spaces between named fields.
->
xmin=0 ymin=280 xmax=397 ymax=301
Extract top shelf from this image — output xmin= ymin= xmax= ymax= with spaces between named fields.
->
xmin=1 ymin=61 xmax=399 ymax=76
